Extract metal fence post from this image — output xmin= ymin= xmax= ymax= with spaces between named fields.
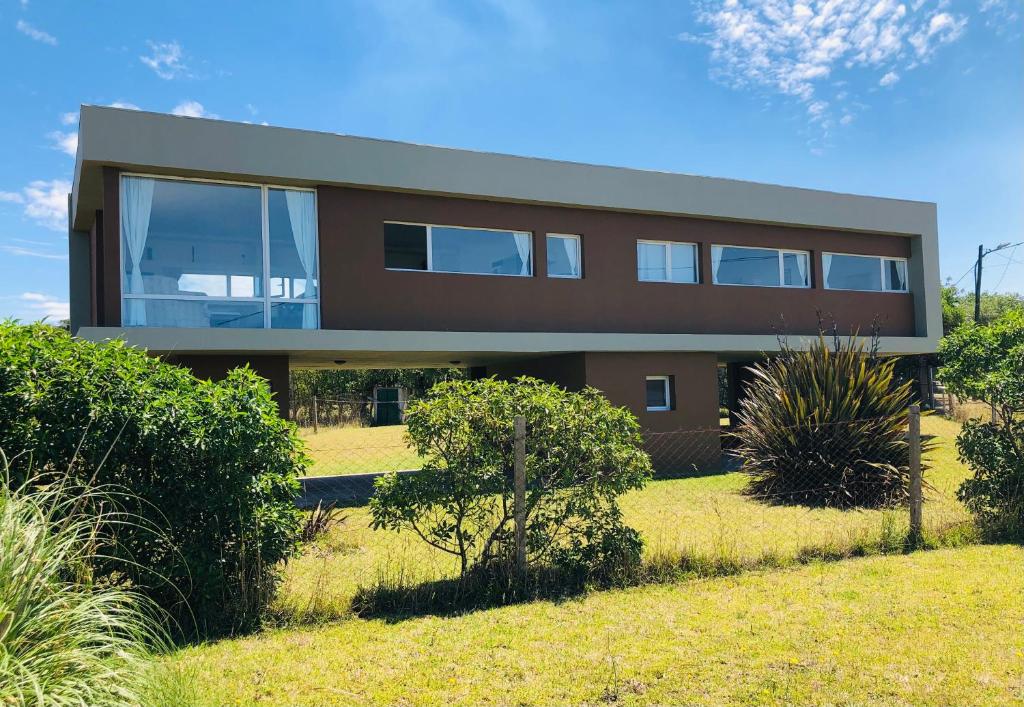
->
xmin=513 ymin=415 xmax=527 ymax=578
xmin=312 ymin=395 xmax=319 ymax=434
xmin=908 ymin=404 xmax=923 ymax=542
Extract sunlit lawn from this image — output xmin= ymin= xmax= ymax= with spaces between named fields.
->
xmin=299 ymin=424 xmax=423 ymax=477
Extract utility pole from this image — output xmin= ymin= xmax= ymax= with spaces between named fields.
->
xmin=973 ymin=241 xmax=1023 ymax=323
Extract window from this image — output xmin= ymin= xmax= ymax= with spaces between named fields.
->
xmin=384 ymin=222 xmax=532 ymax=277
xmin=120 ymin=175 xmax=319 ymax=329
xmin=637 ymin=240 xmax=698 ymax=283
xmin=711 ymin=245 xmax=809 ymax=288
xmin=547 ymin=234 xmax=581 ymax=278
xmin=823 ymin=253 xmax=908 ymax=292
xmin=645 ymin=376 xmax=672 ymax=412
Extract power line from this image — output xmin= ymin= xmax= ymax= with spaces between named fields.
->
xmin=993 ymin=245 xmax=1019 ymax=292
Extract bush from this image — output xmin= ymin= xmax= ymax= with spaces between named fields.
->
xmin=370 ymin=377 xmax=652 ymax=578
xmin=0 ymin=477 xmax=193 ymax=707
xmin=940 ymin=310 xmax=1024 ymax=539
xmin=732 ymin=331 xmax=921 ymax=508
xmin=0 ymin=322 xmax=304 ymax=637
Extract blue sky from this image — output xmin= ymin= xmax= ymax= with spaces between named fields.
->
xmin=1 ymin=0 xmax=1021 ymax=322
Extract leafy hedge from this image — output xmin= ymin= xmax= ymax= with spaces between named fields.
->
xmin=0 ymin=322 xmax=305 ymax=637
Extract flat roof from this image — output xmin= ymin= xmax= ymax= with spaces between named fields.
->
xmin=71 ymin=105 xmax=937 ymax=237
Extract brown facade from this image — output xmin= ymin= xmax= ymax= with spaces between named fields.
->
xmin=317 ymin=186 xmax=915 ymax=337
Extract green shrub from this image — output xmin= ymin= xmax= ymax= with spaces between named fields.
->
xmin=0 ymin=322 xmax=304 ymax=637
xmin=0 ymin=476 xmax=193 ymax=706
xmin=732 ymin=331 xmax=922 ymax=507
xmin=370 ymin=377 xmax=652 ymax=578
xmin=940 ymin=310 xmax=1024 ymax=539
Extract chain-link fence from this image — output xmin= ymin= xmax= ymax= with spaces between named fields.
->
xmin=283 ymin=405 xmax=974 ymax=619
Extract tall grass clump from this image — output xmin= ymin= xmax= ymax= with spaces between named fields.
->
xmin=0 ymin=473 xmax=191 ymax=706
xmin=732 ymin=328 xmax=928 ymax=508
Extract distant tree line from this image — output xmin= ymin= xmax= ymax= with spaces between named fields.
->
xmin=942 ymin=285 xmax=1023 ymax=335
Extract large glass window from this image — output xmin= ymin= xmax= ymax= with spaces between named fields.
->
xmin=711 ymin=245 xmax=809 ymax=288
xmin=637 ymin=240 xmax=698 ymax=283
xmin=383 ymin=222 xmax=533 ymax=277
xmin=547 ymin=234 xmax=581 ymax=278
xmin=120 ymin=175 xmax=320 ymax=328
xmin=823 ymin=253 xmax=908 ymax=292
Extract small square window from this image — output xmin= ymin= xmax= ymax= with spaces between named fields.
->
xmin=547 ymin=234 xmax=581 ymax=278
xmin=384 ymin=223 xmax=428 ymax=270
xmin=646 ymin=375 xmax=672 ymax=412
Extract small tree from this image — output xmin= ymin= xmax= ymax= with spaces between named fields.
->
xmin=732 ymin=330 xmax=922 ymax=507
xmin=939 ymin=310 xmax=1024 ymax=539
xmin=370 ymin=378 xmax=652 ymax=578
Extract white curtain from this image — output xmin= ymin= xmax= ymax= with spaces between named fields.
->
xmin=120 ymin=176 xmax=155 ymax=325
xmin=822 ymin=254 xmax=833 ymax=288
xmin=561 ymin=237 xmax=579 ymax=277
xmin=285 ymin=190 xmax=319 ymax=329
xmin=513 ymin=232 xmax=532 ymax=276
xmin=638 ymin=243 xmax=665 ymax=280
xmin=710 ymin=246 xmax=724 ymax=283
xmin=795 ymin=253 xmax=808 ymax=287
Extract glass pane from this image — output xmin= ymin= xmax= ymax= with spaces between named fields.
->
xmin=430 ymin=227 xmax=532 ymax=276
xmin=825 ymin=254 xmax=881 ymax=291
xmin=547 ymin=235 xmax=580 ymax=278
xmin=122 ymin=178 xmax=263 ymax=299
xmin=885 ymin=259 xmax=908 ymax=291
xmin=123 ymin=298 xmax=264 ymax=328
xmin=637 ymin=242 xmax=667 ymax=281
xmin=646 ymin=379 xmax=668 ymax=409
xmin=268 ymin=189 xmax=318 ymax=299
xmin=714 ymin=246 xmax=781 ymax=286
xmin=782 ymin=252 xmax=809 ymax=287
xmin=270 ymin=302 xmax=319 ymax=329
xmin=384 ymin=223 xmax=428 ymax=270
xmin=670 ymin=243 xmax=697 ymax=283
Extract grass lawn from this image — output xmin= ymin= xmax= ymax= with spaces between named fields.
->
xmin=176 ymin=415 xmax=1007 ymax=705
xmin=299 ymin=425 xmax=423 ymax=477
xmin=179 ymin=545 xmax=1024 ymax=706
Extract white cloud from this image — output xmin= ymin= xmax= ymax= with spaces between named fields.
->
xmin=140 ymin=40 xmax=188 ymax=79
xmin=840 ymin=113 xmax=855 ymax=125
xmin=0 ymin=245 xmax=66 ymax=261
xmin=16 ymin=19 xmax=57 ymax=45
xmin=171 ymin=100 xmax=216 ymax=118
xmin=5 ymin=179 xmax=71 ymax=231
xmin=108 ymin=101 xmax=141 ymax=110
xmin=60 ymin=111 xmax=78 ymax=126
xmin=48 ymin=130 xmax=78 ymax=157
xmin=879 ymin=70 xmax=900 ymax=86
xmin=17 ymin=292 xmax=69 ymax=321
xmin=683 ymin=0 xmax=969 ymax=130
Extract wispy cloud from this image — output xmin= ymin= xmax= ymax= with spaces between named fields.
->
xmin=682 ymin=0 xmax=969 ymax=133
xmin=60 ymin=111 xmax=78 ymax=126
xmin=140 ymin=40 xmax=189 ymax=79
xmin=16 ymin=19 xmax=57 ymax=45
xmin=1 ymin=180 xmax=71 ymax=230
xmin=48 ymin=130 xmax=78 ymax=157
xmin=0 ymin=244 xmax=66 ymax=261
xmin=171 ymin=100 xmax=217 ymax=118
xmin=108 ymin=101 xmax=141 ymax=110
xmin=15 ymin=292 xmax=69 ymax=321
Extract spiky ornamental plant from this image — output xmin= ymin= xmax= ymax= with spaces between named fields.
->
xmin=732 ymin=328 xmax=926 ymax=508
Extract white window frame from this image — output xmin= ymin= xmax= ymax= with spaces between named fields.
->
xmin=710 ymin=244 xmax=811 ymax=289
xmin=645 ymin=375 xmax=672 ymax=412
xmin=546 ymin=233 xmax=582 ymax=279
xmin=822 ymin=252 xmax=910 ymax=293
xmin=119 ymin=173 xmax=321 ymax=329
xmin=384 ymin=221 xmax=533 ymax=277
xmin=636 ymin=239 xmax=699 ymax=284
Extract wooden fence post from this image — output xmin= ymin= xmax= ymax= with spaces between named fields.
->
xmin=908 ymin=404 xmax=923 ymax=543
xmin=312 ymin=395 xmax=319 ymax=434
xmin=514 ymin=415 xmax=527 ymax=578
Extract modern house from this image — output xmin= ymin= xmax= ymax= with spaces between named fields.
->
xmin=68 ymin=106 xmax=941 ymax=468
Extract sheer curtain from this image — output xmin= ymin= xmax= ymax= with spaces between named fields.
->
xmin=710 ymin=246 xmax=724 ymax=283
xmin=513 ymin=232 xmax=532 ymax=275
xmin=795 ymin=253 xmax=808 ymax=287
xmin=561 ymin=237 xmax=579 ymax=277
xmin=822 ymin=254 xmax=833 ymax=288
xmin=285 ymin=190 xmax=319 ymax=329
xmin=120 ymin=176 xmax=155 ymax=325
